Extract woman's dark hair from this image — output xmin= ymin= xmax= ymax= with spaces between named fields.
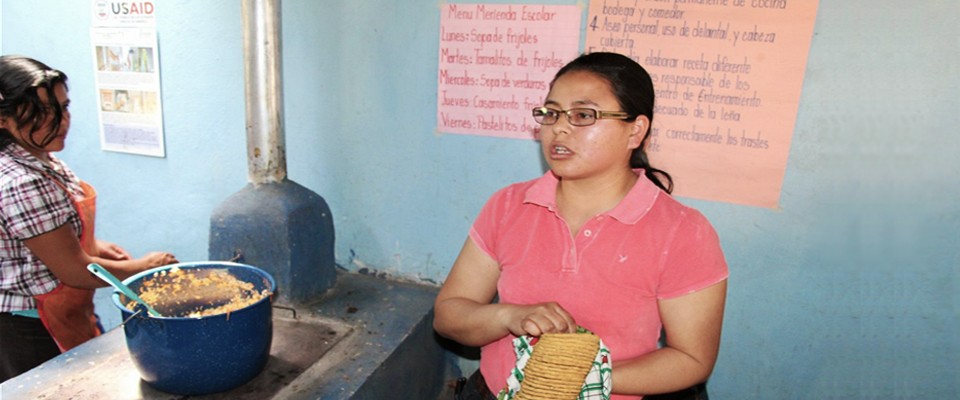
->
xmin=0 ymin=55 xmax=69 ymax=150
xmin=551 ymin=52 xmax=673 ymax=193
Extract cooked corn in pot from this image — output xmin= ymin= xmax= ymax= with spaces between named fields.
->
xmin=126 ymin=266 xmax=272 ymax=318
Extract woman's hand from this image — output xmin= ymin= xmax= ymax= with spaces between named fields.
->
xmin=97 ymin=240 xmax=131 ymax=260
xmin=503 ymin=302 xmax=578 ymax=337
xmin=24 ymin=226 xmax=177 ymax=288
xmin=139 ymin=252 xmax=178 ymax=268
xmin=436 ymin=239 xmax=577 ymax=344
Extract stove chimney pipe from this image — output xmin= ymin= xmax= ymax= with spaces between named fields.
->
xmin=242 ymin=0 xmax=285 ymax=184
xmin=210 ymin=0 xmax=336 ymax=305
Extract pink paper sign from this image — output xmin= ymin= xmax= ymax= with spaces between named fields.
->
xmin=585 ymin=0 xmax=819 ymax=208
xmin=437 ymin=4 xmax=582 ymax=140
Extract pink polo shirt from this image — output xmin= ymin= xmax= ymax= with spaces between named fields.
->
xmin=470 ymin=170 xmax=728 ymax=399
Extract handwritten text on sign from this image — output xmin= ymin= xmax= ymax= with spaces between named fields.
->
xmin=585 ymin=0 xmax=819 ymax=208
xmin=437 ymin=4 xmax=582 ymax=140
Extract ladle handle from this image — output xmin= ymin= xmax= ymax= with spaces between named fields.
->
xmin=87 ymin=263 xmax=162 ymax=317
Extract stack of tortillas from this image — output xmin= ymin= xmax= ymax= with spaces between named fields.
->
xmin=514 ymin=332 xmax=601 ymax=400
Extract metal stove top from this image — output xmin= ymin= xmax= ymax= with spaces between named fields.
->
xmin=4 ymin=311 xmax=352 ymax=399
xmin=1 ymin=271 xmax=447 ymax=400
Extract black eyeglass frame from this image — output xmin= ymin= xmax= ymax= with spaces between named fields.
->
xmin=531 ymin=106 xmax=631 ymax=126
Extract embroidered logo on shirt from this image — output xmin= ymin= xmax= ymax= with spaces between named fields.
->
xmin=618 ymin=255 xmax=628 ymax=263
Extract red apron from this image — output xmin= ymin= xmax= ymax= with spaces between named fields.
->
xmin=32 ymin=180 xmax=101 ymax=352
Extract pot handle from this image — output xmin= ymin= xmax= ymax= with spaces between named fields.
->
xmin=272 ymin=305 xmax=297 ymax=319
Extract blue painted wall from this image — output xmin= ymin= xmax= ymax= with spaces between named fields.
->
xmin=2 ymin=0 xmax=956 ymax=398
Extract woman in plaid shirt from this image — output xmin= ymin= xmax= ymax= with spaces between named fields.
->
xmin=435 ymin=53 xmax=728 ymax=399
xmin=0 ymin=55 xmax=177 ymax=383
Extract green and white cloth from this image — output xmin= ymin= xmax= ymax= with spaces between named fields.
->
xmin=497 ymin=328 xmax=612 ymax=400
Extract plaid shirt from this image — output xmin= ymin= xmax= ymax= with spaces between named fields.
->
xmin=0 ymin=143 xmax=83 ymax=312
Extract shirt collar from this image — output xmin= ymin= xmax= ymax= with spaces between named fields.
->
xmin=2 ymin=142 xmax=63 ymax=174
xmin=523 ymin=169 xmax=661 ymax=224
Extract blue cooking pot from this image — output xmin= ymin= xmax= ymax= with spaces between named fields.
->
xmin=112 ymin=261 xmax=276 ymax=395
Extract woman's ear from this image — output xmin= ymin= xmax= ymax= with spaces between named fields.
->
xmin=628 ymin=115 xmax=649 ymax=149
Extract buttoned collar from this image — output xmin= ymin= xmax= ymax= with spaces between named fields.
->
xmin=2 ymin=142 xmax=64 ymax=175
xmin=523 ymin=169 xmax=661 ymax=225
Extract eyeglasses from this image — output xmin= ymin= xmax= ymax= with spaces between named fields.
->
xmin=531 ymin=107 xmax=630 ymax=127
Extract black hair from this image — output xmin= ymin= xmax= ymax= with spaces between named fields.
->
xmin=551 ymin=52 xmax=673 ymax=193
xmin=0 ymin=55 xmax=70 ymax=150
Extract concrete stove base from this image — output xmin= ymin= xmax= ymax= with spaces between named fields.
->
xmin=0 ymin=271 xmax=450 ymax=400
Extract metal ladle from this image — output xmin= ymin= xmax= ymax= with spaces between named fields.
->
xmin=87 ymin=263 xmax=162 ymax=317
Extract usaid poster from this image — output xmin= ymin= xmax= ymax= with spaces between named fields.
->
xmin=90 ymin=1 xmax=165 ymax=157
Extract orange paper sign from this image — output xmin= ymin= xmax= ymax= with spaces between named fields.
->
xmin=584 ymin=0 xmax=819 ymax=207
xmin=437 ymin=3 xmax=582 ymax=140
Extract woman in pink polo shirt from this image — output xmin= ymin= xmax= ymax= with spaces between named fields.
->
xmin=435 ymin=52 xmax=728 ymax=400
